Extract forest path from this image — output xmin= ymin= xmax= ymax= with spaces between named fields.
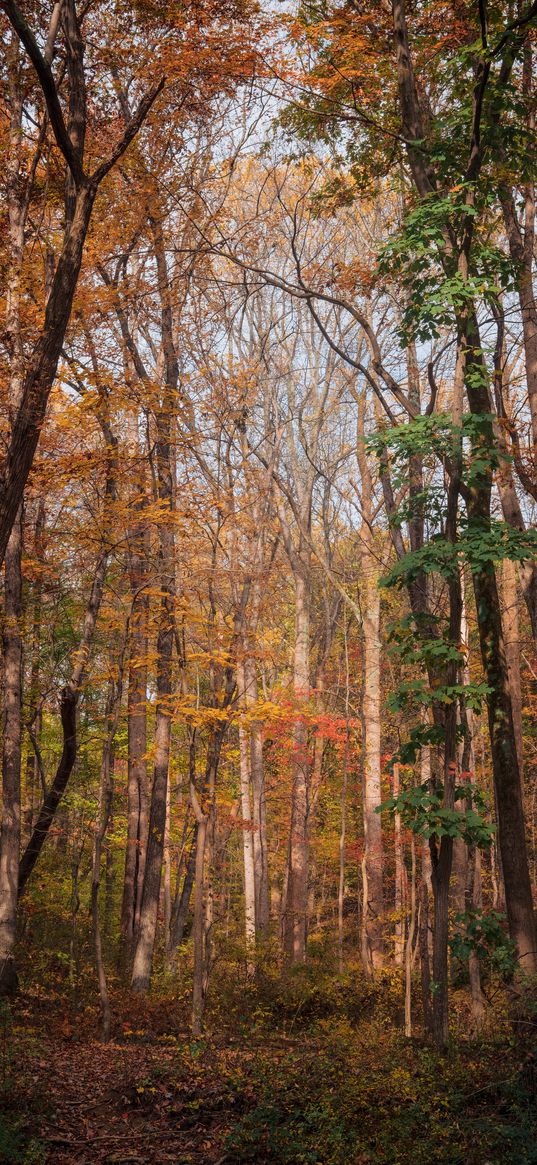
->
xmin=4 ymin=984 xmax=536 ymax=1165
xmin=7 ymin=994 xmax=250 ymax=1165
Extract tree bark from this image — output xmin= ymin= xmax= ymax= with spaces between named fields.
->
xmin=360 ymin=553 xmax=384 ymax=972
xmin=243 ymin=656 xmax=270 ymax=937
xmin=119 ymin=501 xmax=149 ymax=970
xmin=237 ymin=664 xmax=256 ymax=967
xmin=92 ymin=645 xmax=125 ymax=1042
xmin=284 ymin=569 xmax=311 ymax=963
xmin=0 ymin=513 xmax=23 ymax=995
xmin=131 ymin=215 xmax=178 ymax=993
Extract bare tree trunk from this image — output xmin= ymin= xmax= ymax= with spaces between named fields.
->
xmin=170 ymin=832 xmax=197 ymax=949
xmin=92 ymin=646 xmax=125 ymax=1042
xmin=130 ymin=587 xmax=174 ymax=990
xmin=243 ymin=657 xmax=269 ymax=937
xmin=500 ymin=558 xmax=524 ymax=775
xmin=131 ymin=216 xmax=177 ymax=992
xmin=419 ymin=745 xmax=433 ymax=1035
xmin=468 ymin=849 xmax=486 ymax=1026
xmin=24 ymin=501 xmax=46 ymax=835
xmin=338 ymin=741 xmax=348 ymax=973
xmin=284 ymin=569 xmax=311 ymax=963
xmin=418 ymin=870 xmax=432 ymax=1036
xmin=500 ymin=44 xmax=537 ymax=449
xmin=191 ymin=813 xmax=208 ymax=1036
xmin=238 ymin=665 xmax=256 ymax=968
xmin=393 ymin=763 xmax=405 ymax=968
xmin=0 ymin=513 xmax=22 ymax=996
xmin=120 ymin=503 xmax=149 ymax=969
xmin=360 ymin=547 xmax=384 ymax=972
xmin=0 ymin=33 xmax=29 ymax=995
xmin=163 ymin=774 xmax=172 ymax=956
xmin=356 ymin=393 xmax=384 ymax=973
xmin=405 ymin=837 xmax=417 ymax=1038
xmin=459 ymin=585 xmax=485 ymax=1020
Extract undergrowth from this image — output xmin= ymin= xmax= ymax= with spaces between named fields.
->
xmin=6 ymin=950 xmax=537 ymax=1165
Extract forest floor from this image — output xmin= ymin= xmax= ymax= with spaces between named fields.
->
xmin=2 ymin=963 xmax=537 ymax=1165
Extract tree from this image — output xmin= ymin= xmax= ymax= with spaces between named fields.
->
xmin=0 ymin=0 xmax=163 ymax=567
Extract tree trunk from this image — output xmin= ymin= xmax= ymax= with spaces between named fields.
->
xmin=284 ymin=569 xmax=311 ymax=963
xmin=169 ymin=831 xmax=197 ymax=950
xmin=191 ymin=815 xmax=208 ymax=1036
xmin=120 ymin=504 xmax=149 ymax=969
xmin=131 ymin=214 xmax=177 ymax=991
xmin=130 ymin=599 xmax=174 ymax=990
xmin=338 ymin=734 xmax=349 ymax=972
xmin=0 ymin=513 xmax=23 ymax=995
xmin=243 ymin=656 xmax=269 ymax=937
xmin=24 ymin=501 xmax=46 ymax=835
xmin=393 ymin=763 xmax=405 ymax=968
xmin=471 ymin=559 xmax=536 ymax=972
xmin=500 ymin=558 xmax=524 ymax=775
xmin=404 ymin=837 xmax=417 ymax=1038
xmin=92 ymin=647 xmax=125 ymax=1043
xmin=360 ymin=544 xmax=384 ymax=972
xmin=238 ymin=665 xmax=256 ymax=966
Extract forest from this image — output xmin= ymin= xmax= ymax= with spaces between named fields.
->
xmin=1 ymin=0 xmax=537 ymax=1162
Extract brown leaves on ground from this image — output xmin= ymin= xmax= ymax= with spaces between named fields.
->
xmin=5 ymin=993 xmax=246 ymax=1165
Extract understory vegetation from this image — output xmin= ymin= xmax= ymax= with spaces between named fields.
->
xmin=2 ymin=957 xmax=537 ymax=1165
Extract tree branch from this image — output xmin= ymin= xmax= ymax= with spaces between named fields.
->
xmin=1 ymin=0 xmax=83 ymax=185
xmin=91 ymin=78 xmax=165 ymax=187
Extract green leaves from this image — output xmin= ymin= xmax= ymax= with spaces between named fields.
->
xmin=450 ymin=909 xmax=517 ymax=979
xmin=379 ymin=783 xmax=494 ymax=848
xmin=381 ymin=521 xmax=537 ymax=591
xmin=387 ymin=679 xmax=490 ymax=715
xmin=377 ymin=188 xmax=517 ymax=343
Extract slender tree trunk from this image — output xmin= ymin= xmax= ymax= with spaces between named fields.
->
xmin=163 ymin=774 xmax=172 ymax=955
xmin=459 ymin=586 xmax=485 ymax=1018
xmin=243 ymin=656 xmax=269 ymax=937
xmin=360 ymin=544 xmax=384 ymax=972
xmin=130 ymin=594 xmax=174 ymax=989
xmin=191 ymin=815 xmax=207 ymax=1036
xmin=468 ymin=848 xmax=485 ymax=1025
xmin=405 ymin=837 xmax=417 ymax=1038
xmin=120 ymin=504 xmax=149 ymax=968
xmin=284 ymin=569 xmax=311 ymax=963
xmin=24 ymin=501 xmax=45 ymax=835
xmin=471 ymin=559 xmax=536 ymax=972
xmin=0 ymin=36 xmax=28 ymax=995
xmin=430 ymin=836 xmax=453 ymax=1050
xmin=92 ymin=647 xmax=125 ymax=1042
xmin=418 ymin=870 xmax=432 ymax=1036
xmin=338 ymin=736 xmax=348 ymax=973
xmin=500 ymin=42 xmax=537 ymax=449
xmin=393 ymin=763 xmax=405 ymax=968
xmin=500 ymin=558 xmax=524 ymax=775
xmin=0 ymin=513 xmax=22 ymax=995
xmin=170 ymin=831 xmax=197 ymax=949
xmin=131 ymin=209 xmax=178 ymax=992
xmin=356 ymin=394 xmax=384 ymax=972
xmin=238 ymin=665 xmax=256 ymax=966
